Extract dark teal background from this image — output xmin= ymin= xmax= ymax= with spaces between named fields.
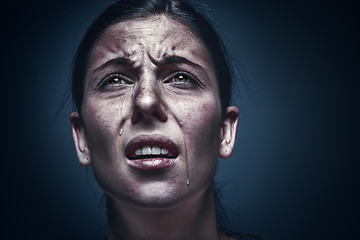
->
xmin=3 ymin=0 xmax=359 ymax=239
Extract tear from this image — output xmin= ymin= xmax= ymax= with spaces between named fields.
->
xmin=118 ymin=98 xmax=128 ymax=137
xmin=173 ymin=115 xmax=190 ymax=186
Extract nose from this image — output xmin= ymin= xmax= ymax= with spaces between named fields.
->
xmin=131 ymin=79 xmax=168 ymax=124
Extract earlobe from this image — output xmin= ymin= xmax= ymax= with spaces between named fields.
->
xmin=219 ymin=106 xmax=239 ymax=159
xmin=70 ymin=112 xmax=92 ymax=166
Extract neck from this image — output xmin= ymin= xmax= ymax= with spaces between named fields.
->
xmin=106 ymin=185 xmax=220 ymax=240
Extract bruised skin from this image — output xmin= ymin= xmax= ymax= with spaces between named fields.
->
xmin=71 ymin=15 xmax=237 ymax=211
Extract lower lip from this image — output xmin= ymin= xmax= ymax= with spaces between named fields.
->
xmin=128 ymin=158 xmax=176 ymax=170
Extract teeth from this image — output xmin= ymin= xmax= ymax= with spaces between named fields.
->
xmin=135 ymin=149 xmax=142 ymax=156
xmin=152 ymin=146 xmax=161 ymax=155
xmin=134 ymin=146 xmax=169 ymax=156
xmin=142 ymin=146 xmax=152 ymax=155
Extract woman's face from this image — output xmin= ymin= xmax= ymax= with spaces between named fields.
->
xmin=71 ymin=15 xmax=238 ymax=208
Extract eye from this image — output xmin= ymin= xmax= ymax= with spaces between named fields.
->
xmin=164 ymin=72 xmax=204 ymax=90
xmin=109 ymin=77 xmax=124 ymax=85
xmin=107 ymin=76 xmax=131 ymax=85
xmin=165 ymin=72 xmax=202 ymax=88
xmin=98 ymin=74 xmax=133 ymax=91
xmin=170 ymin=74 xmax=192 ymax=83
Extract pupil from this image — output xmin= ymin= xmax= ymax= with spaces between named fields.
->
xmin=111 ymin=78 xmax=119 ymax=84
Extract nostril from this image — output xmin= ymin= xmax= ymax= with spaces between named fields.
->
xmin=151 ymin=111 xmax=160 ymax=120
xmin=131 ymin=112 xmax=144 ymax=124
xmin=137 ymin=112 xmax=144 ymax=121
xmin=131 ymin=86 xmax=168 ymax=123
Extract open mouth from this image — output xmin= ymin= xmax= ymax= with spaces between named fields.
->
xmin=125 ymin=135 xmax=179 ymax=170
xmin=134 ymin=146 xmax=170 ymax=159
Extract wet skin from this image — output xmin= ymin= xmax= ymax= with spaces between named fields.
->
xmin=71 ymin=15 xmax=238 ymax=211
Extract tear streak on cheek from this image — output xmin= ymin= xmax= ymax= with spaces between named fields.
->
xmin=171 ymin=113 xmax=190 ymax=186
xmin=118 ymin=98 xmax=129 ymax=136
xmin=169 ymin=101 xmax=220 ymax=187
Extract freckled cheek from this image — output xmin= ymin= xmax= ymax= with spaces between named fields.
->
xmin=83 ymin=99 xmax=127 ymax=195
xmin=180 ymin=99 xmax=222 ymax=156
xmin=83 ymin=100 xmax=123 ymax=151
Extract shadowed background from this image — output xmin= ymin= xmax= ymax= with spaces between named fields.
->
xmin=3 ymin=0 xmax=359 ymax=239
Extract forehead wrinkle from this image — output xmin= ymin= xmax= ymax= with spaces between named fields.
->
xmin=103 ymin=32 xmax=140 ymax=58
xmin=146 ymin=43 xmax=170 ymax=61
xmin=90 ymin=35 xmax=143 ymax=71
xmin=89 ymin=15 xmax=214 ymax=76
xmin=146 ymin=31 xmax=194 ymax=63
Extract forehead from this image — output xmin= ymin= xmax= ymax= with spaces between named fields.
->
xmin=87 ymin=15 xmax=213 ymax=70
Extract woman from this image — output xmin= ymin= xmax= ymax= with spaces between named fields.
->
xmin=70 ymin=0 xmax=243 ymax=239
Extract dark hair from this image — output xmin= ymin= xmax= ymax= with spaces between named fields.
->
xmin=72 ymin=0 xmax=234 ymax=116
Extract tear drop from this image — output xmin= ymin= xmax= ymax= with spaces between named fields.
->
xmin=172 ymin=114 xmax=190 ymax=186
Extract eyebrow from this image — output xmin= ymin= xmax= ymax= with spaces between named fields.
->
xmin=150 ymin=55 xmax=205 ymax=70
xmin=91 ymin=57 xmax=134 ymax=74
xmin=91 ymin=55 xmax=206 ymax=75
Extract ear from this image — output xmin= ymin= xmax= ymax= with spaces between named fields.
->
xmin=219 ymin=106 xmax=239 ymax=159
xmin=70 ymin=112 xmax=92 ymax=166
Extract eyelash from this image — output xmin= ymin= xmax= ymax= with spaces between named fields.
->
xmin=98 ymin=71 xmax=201 ymax=90
xmin=98 ymin=74 xmax=133 ymax=90
xmin=165 ymin=71 xmax=201 ymax=86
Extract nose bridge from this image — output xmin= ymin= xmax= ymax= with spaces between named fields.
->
xmin=135 ymin=71 xmax=158 ymax=107
xmin=131 ymin=71 xmax=167 ymax=123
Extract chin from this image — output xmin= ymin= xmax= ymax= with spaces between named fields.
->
xmin=123 ymin=181 xmax=191 ymax=210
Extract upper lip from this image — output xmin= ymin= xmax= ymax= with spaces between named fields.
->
xmin=125 ymin=134 xmax=179 ymax=160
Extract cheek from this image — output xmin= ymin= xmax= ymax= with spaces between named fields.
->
xmin=82 ymin=99 xmax=123 ymax=156
xmin=185 ymin=100 xmax=221 ymax=185
xmin=177 ymin=97 xmax=222 ymax=163
xmin=82 ymin=99 xmax=129 ymax=194
xmin=194 ymin=102 xmax=221 ymax=151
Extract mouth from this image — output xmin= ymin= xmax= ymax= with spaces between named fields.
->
xmin=125 ymin=135 xmax=179 ymax=170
